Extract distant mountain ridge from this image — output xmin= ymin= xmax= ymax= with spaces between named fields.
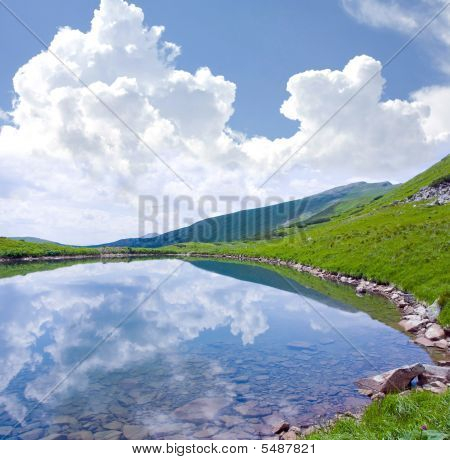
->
xmin=100 ymin=181 xmax=394 ymax=248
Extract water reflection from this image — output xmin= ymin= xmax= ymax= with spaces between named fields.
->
xmin=0 ymin=259 xmax=432 ymax=439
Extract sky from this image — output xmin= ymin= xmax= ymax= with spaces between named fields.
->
xmin=0 ymin=0 xmax=449 ymax=244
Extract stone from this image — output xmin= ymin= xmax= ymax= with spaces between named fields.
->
xmin=0 ymin=426 xmax=12 ymax=437
xmin=301 ymin=426 xmax=317 ymax=437
xmin=356 ymin=363 xmax=425 ymax=395
xmin=93 ymin=430 xmax=122 ymax=440
xmin=398 ymin=319 xmax=428 ymax=333
xmin=418 ymin=364 xmax=450 ymax=385
xmin=356 ymin=283 xmax=366 ymax=294
xmin=53 ymin=415 xmax=78 ymax=425
xmin=103 ymin=421 xmax=123 ymax=431
xmin=122 ymin=424 xmax=150 ymax=440
xmin=174 ymin=397 xmax=230 ymax=423
xmin=434 ymin=339 xmax=448 ymax=349
xmin=67 ymin=430 xmax=93 ymax=440
xmin=42 ymin=433 xmax=66 ymax=440
xmin=194 ymin=426 xmax=220 ymax=439
xmin=220 ymin=415 xmax=245 ymax=427
xmin=414 ymin=337 xmax=435 ymax=347
xmin=280 ymin=430 xmax=297 ymax=440
xmin=287 ymin=341 xmax=315 ymax=350
xmin=426 ymin=300 xmax=441 ymax=321
xmin=272 ymin=421 xmax=290 ymax=435
xmin=20 ymin=428 xmax=44 ymax=440
xmin=234 ymin=401 xmax=272 ymax=417
xmin=414 ymin=306 xmax=427 ymax=316
xmin=424 ymin=324 xmax=445 ymax=340
xmin=422 ymin=381 xmax=448 ymax=394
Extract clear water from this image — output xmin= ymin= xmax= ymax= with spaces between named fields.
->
xmin=0 ymin=258 xmax=432 ymax=440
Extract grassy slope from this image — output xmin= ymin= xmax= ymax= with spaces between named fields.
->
xmin=0 ymin=237 xmax=158 ymax=259
xmin=157 ymin=154 xmax=450 ymax=321
xmin=306 ymin=390 xmax=450 ymax=440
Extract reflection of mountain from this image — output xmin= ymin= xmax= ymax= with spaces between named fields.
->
xmin=188 ymin=259 xmax=359 ymax=314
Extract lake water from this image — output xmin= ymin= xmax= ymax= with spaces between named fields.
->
xmin=0 ymin=258 xmax=432 ymax=440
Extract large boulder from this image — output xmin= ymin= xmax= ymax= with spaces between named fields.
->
xmin=356 ymin=363 xmax=425 ymax=395
xmin=398 ymin=319 xmax=428 ymax=333
xmin=418 ymin=364 xmax=450 ymax=385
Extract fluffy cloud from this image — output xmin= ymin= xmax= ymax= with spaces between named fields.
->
xmin=0 ymin=0 xmax=448 ymax=243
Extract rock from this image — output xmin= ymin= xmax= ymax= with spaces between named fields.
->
xmin=220 ymin=415 xmax=245 ymax=427
xmin=371 ymin=392 xmax=385 ymax=401
xmin=418 ymin=364 xmax=450 ymax=385
xmin=194 ymin=426 xmax=220 ymax=439
xmin=103 ymin=421 xmax=123 ymax=431
xmin=174 ymin=397 xmax=230 ymax=423
xmin=0 ymin=426 xmax=12 ymax=437
xmin=20 ymin=428 xmax=44 ymax=440
xmin=422 ymin=381 xmax=448 ymax=394
xmin=424 ymin=324 xmax=445 ymax=340
xmin=414 ymin=337 xmax=435 ymax=347
xmin=53 ymin=416 xmax=78 ymax=425
xmin=287 ymin=341 xmax=315 ymax=350
xmin=414 ymin=306 xmax=427 ymax=316
xmin=234 ymin=401 xmax=272 ymax=417
xmin=398 ymin=319 xmax=428 ymax=333
xmin=123 ymin=424 xmax=150 ymax=440
xmin=356 ymin=283 xmax=366 ymax=294
xmin=300 ymin=426 xmax=317 ymax=437
xmin=356 ymin=363 xmax=425 ymax=395
xmin=272 ymin=421 xmax=290 ymax=435
xmin=93 ymin=430 xmax=122 ymax=440
xmin=426 ymin=300 xmax=441 ymax=321
xmin=437 ymin=360 xmax=450 ymax=367
xmin=289 ymin=426 xmax=302 ymax=434
xmin=67 ymin=430 xmax=93 ymax=440
xmin=42 ymin=433 xmax=66 ymax=440
xmin=280 ymin=430 xmax=297 ymax=440
xmin=434 ymin=339 xmax=448 ymax=349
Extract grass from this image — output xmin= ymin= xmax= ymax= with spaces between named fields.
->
xmin=306 ymin=390 xmax=450 ymax=440
xmin=0 ymin=237 xmax=162 ymax=259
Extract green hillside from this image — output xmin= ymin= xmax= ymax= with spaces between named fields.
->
xmin=9 ymin=236 xmax=63 ymax=245
xmin=102 ymin=181 xmax=393 ymax=248
xmin=156 ymin=154 xmax=450 ymax=324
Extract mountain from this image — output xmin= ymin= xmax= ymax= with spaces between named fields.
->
xmin=100 ymin=181 xmax=394 ymax=248
xmin=9 ymin=236 xmax=63 ymax=245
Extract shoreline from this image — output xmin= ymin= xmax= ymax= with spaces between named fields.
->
xmin=2 ymin=251 xmax=448 ymax=355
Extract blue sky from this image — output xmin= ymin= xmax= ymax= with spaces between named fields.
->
xmin=0 ymin=0 xmax=448 ymax=138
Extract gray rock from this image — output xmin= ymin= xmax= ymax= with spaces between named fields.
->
xmin=424 ymin=324 xmax=445 ymax=340
xmin=93 ymin=430 xmax=122 ymax=440
xmin=434 ymin=339 xmax=448 ymax=349
xmin=418 ymin=364 xmax=450 ymax=385
xmin=234 ymin=401 xmax=272 ymax=417
xmin=398 ymin=319 xmax=428 ymax=332
xmin=414 ymin=337 xmax=435 ymax=347
xmin=0 ymin=426 xmax=12 ymax=437
xmin=20 ymin=428 xmax=44 ymax=440
xmin=122 ymin=424 xmax=150 ymax=440
xmin=174 ymin=397 xmax=230 ymax=423
xmin=67 ymin=430 xmax=93 ymax=440
xmin=103 ymin=421 xmax=123 ymax=431
xmin=356 ymin=363 xmax=425 ymax=395
xmin=53 ymin=415 xmax=78 ymax=425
